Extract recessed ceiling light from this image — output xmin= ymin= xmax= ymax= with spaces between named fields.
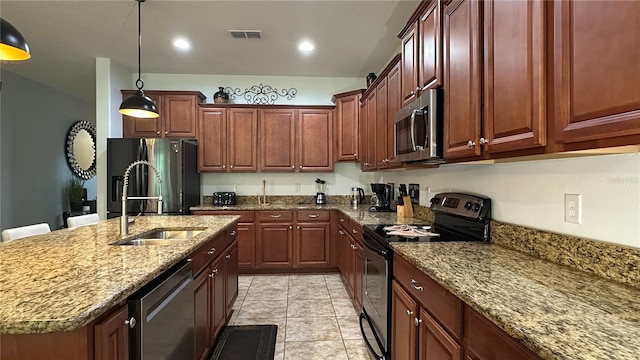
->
xmin=298 ymin=40 xmax=315 ymax=54
xmin=172 ymin=37 xmax=191 ymax=51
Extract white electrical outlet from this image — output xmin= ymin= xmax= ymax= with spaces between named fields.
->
xmin=233 ymin=184 xmax=238 ymax=192
xmin=295 ymin=183 xmax=301 ymax=192
xmin=564 ymin=194 xmax=581 ymax=224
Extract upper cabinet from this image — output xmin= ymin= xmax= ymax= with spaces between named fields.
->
xmin=400 ymin=0 xmax=443 ymax=107
xmin=333 ymin=90 xmax=365 ymax=162
xmin=122 ymin=90 xmax=205 ymax=138
xmin=553 ymin=0 xmax=640 ymax=149
xmin=259 ymin=108 xmax=297 ymax=172
xmin=297 ymin=109 xmax=334 ymax=172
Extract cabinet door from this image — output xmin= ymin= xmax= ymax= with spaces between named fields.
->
xmin=228 ymin=108 xmax=258 ymax=171
xmin=359 ymin=98 xmax=370 ymax=170
xmin=237 ymin=223 xmax=256 ymax=269
xmin=163 ymin=94 xmax=199 ymax=137
xmin=419 ymin=308 xmax=462 ymax=360
xmin=353 ymin=239 xmax=364 ymax=312
xmin=94 ymin=304 xmax=129 ymax=360
xmin=365 ymin=90 xmax=377 ymax=171
xmin=295 ymin=222 xmax=331 ymax=267
xmin=401 ymin=20 xmax=419 ymax=106
xmin=419 ymin=0 xmax=443 ymax=91
xmin=483 ymin=0 xmax=546 ymax=153
xmin=391 ymin=281 xmax=418 ymax=360
xmin=554 ymin=0 xmax=640 ymax=145
xmin=338 ymin=227 xmax=349 ymax=281
xmin=122 ymin=93 xmax=162 ymax=138
xmin=387 ymin=61 xmax=402 ymax=166
xmin=257 ymin=223 xmax=293 ymax=268
xmin=194 ymin=268 xmax=210 ymax=360
xmin=224 ymin=241 xmax=239 ymax=319
xmin=443 ymin=0 xmax=482 ymax=159
xmin=298 ymin=109 xmax=334 ymax=172
xmin=335 ymin=93 xmax=361 ymax=161
xmin=376 ymin=77 xmax=389 ymax=168
xmin=198 ymin=108 xmax=227 ymax=172
xmin=210 ymin=256 xmax=226 ymax=344
xmin=260 ymin=109 xmax=296 ymax=171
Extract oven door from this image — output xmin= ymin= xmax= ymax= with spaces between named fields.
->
xmin=360 ymin=232 xmax=391 ymax=360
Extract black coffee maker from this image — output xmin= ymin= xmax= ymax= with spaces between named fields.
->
xmin=369 ymin=183 xmax=393 ymax=212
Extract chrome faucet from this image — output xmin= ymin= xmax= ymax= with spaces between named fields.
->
xmin=121 ymin=160 xmax=163 ymax=236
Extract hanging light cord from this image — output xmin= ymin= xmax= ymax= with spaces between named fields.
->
xmin=136 ymin=0 xmax=144 ymax=91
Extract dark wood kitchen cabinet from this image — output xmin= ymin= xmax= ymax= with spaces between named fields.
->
xmin=333 ymin=90 xmax=364 ymax=161
xmin=553 ymin=0 xmax=640 ymax=149
xmin=362 ymin=87 xmax=377 ymax=171
xmin=295 ymin=210 xmax=331 ymax=267
xmin=377 ymin=58 xmax=402 ymax=169
xmin=122 ymin=90 xmax=205 ymax=138
xmin=94 ymin=304 xmax=129 ymax=360
xmin=400 ymin=0 xmax=443 ymax=107
xmin=198 ymin=107 xmax=258 ymax=172
xmin=259 ymin=109 xmax=296 ymax=172
xmin=358 ymin=95 xmax=371 ymax=170
xmin=338 ymin=218 xmax=364 ymax=311
xmin=297 ymin=109 xmax=334 ymax=172
xmin=375 ymin=75 xmax=389 ymax=168
xmin=256 ymin=211 xmax=294 ymax=268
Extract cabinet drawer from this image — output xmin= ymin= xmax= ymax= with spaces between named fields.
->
xmin=296 ymin=210 xmax=330 ymax=222
xmin=393 ymin=254 xmax=463 ymax=340
xmin=192 ymin=210 xmax=255 ymax=223
xmin=346 ymin=219 xmax=363 ymax=242
xmin=191 ymin=233 xmax=225 ymax=275
xmin=337 ymin=212 xmax=349 ymax=226
xmin=258 ymin=211 xmax=294 ymax=222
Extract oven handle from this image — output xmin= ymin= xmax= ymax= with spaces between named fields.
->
xmin=362 ymin=232 xmax=388 ymax=259
xmin=359 ymin=312 xmax=385 ymax=360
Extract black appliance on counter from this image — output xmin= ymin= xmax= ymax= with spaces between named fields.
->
xmin=359 ymin=192 xmax=491 ymax=360
xmin=107 ymin=138 xmax=200 ymax=218
xmin=213 ymin=192 xmax=236 ymax=206
xmin=369 ymin=183 xmax=393 ymax=212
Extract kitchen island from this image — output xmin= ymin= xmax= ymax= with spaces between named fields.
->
xmin=0 ymin=214 xmax=239 ymax=360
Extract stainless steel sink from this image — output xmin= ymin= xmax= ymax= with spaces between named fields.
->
xmin=114 ymin=228 xmax=205 ymax=246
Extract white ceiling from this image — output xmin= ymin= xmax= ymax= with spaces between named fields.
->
xmin=0 ymin=0 xmax=420 ymax=100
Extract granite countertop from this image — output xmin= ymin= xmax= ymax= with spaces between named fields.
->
xmin=0 ymin=215 xmax=239 ymax=335
xmin=391 ymin=242 xmax=640 ymax=360
xmin=191 ymin=203 xmax=430 ymax=226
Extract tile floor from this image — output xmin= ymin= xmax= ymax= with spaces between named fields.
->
xmin=228 ymin=273 xmax=373 ymax=360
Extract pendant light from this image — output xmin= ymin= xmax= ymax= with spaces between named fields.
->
xmin=0 ymin=18 xmax=31 ymax=61
xmin=119 ymin=0 xmax=159 ymax=119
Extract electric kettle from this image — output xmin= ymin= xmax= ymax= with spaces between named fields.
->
xmin=351 ymin=187 xmax=365 ymax=206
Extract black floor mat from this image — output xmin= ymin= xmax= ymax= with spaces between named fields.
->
xmin=210 ymin=325 xmax=278 ymax=360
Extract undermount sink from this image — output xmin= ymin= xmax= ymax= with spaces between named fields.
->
xmin=113 ymin=228 xmax=205 ymax=246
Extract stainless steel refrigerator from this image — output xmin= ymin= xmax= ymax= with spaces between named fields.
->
xmin=107 ymin=138 xmax=200 ymax=218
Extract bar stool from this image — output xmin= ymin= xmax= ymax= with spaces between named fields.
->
xmin=67 ymin=213 xmax=100 ymax=229
xmin=1 ymin=223 xmax=51 ymax=242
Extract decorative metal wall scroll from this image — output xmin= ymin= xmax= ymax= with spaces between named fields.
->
xmin=224 ymin=84 xmax=297 ymax=105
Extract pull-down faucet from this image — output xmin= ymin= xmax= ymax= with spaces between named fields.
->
xmin=121 ymin=160 xmax=163 ymax=236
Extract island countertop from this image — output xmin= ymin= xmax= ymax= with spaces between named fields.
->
xmin=0 ymin=215 xmax=239 ymax=335
xmin=391 ymin=242 xmax=640 ymax=360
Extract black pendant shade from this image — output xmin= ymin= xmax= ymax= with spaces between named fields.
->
xmin=119 ymin=0 xmax=159 ymax=119
xmin=0 ymin=18 xmax=31 ymax=61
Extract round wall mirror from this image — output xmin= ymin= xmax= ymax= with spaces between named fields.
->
xmin=65 ymin=120 xmax=96 ymax=179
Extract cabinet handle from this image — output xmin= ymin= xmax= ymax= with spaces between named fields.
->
xmin=222 ymin=165 xmax=226 ymax=169
xmin=467 ymin=140 xmax=476 ymax=147
xmin=308 ymin=214 xmax=319 ymax=218
xmin=225 ymin=254 xmax=231 ymax=259
xmin=351 ymin=244 xmax=357 ymax=250
xmin=414 ymin=317 xmax=422 ymax=326
xmin=339 ymin=230 xmax=344 ymax=235
xmin=291 ymin=166 xmax=295 ymax=169
xmin=208 ymin=248 xmax=216 ymax=255
xmin=354 ymin=153 xmax=357 ymax=156
xmin=297 ymin=226 xmax=300 ymax=229
xmin=289 ymin=225 xmax=293 ymax=230
xmin=230 ymin=230 xmax=237 ymax=236
xmin=340 ymin=218 xmax=345 ymax=222
xmin=270 ymin=214 xmax=282 ymax=218
xmin=299 ymin=165 xmax=303 ymax=169
xmin=410 ymin=278 xmax=424 ymax=292
xmin=410 ymin=90 xmax=415 ymax=96
xmin=165 ymin=131 xmax=168 ymax=135
xmin=416 ymin=87 xmax=421 ymax=92
xmin=406 ymin=309 xmax=414 ymax=316
xmin=125 ymin=317 xmax=136 ymax=328
xmin=156 ymin=131 xmax=160 ymax=135
xmin=479 ymin=137 xmax=488 ymax=145
xmin=352 ymin=229 xmax=358 ymax=234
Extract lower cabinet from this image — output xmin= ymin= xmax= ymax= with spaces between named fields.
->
xmin=338 ymin=219 xmax=364 ymax=311
xmin=257 ymin=222 xmax=294 ymax=268
xmin=94 ymin=304 xmax=130 ymax=360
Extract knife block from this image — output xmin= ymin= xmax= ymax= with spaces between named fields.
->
xmin=402 ymin=196 xmax=414 ymax=218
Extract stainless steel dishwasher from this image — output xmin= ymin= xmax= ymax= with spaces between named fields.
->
xmin=128 ymin=259 xmax=194 ymax=360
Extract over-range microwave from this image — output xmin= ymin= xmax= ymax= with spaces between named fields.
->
xmin=393 ymin=88 xmax=444 ymax=164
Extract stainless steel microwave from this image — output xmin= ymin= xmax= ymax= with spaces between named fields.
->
xmin=393 ymin=88 xmax=443 ymax=164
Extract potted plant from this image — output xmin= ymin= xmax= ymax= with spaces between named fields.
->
xmin=66 ymin=176 xmax=86 ymax=212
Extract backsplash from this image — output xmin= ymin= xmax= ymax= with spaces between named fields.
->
xmin=202 ymin=195 xmax=353 ymax=206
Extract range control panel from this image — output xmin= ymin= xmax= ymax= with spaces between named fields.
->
xmin=430 ymin=192 xmax=491 ymax=220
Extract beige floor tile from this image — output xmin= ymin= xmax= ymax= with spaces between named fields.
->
xmin=287 ymin=298 xmax=335 ymax=318
xmin=323 ymin=273 xmax=343 ymax=282
xmin=236 ymin=299 xmax=288 ymax=319
xmin=288 ymin=284 xmax=331 ymax=300
xmin=285 ymin=317 xmax=342 ymax=342
xmin=343 ymin=339 xmax=374 ymax=360
xmin=284 ymin=341 xmax=348 ymax=360
xmin=328 ymin=284 xmax=351 ymax=299
xmin=245 ymin=285 xmax=289 ymax=300
xmin=336 ymin=316 xmax=362 ymax=340
xmin=273 ymin=340 xmax=285 ymax=360
xmin=289 ymin=274 xmax=327 ymax=287
xmin=332 ymin=298 xmax=359 ymax=317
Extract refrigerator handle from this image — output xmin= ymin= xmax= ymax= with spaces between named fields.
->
xmin=136 ymin=139 xmax=149 ymax=213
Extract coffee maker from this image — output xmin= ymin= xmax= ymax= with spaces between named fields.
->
xmin=369 ymin=183 xmax=393 ymax=212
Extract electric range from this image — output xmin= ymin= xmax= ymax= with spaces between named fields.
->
xmin=359 ymin=192 xmax=491 ymax=360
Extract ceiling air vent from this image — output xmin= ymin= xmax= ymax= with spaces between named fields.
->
xmin=228 ymin=30 xmax=262 ymax=39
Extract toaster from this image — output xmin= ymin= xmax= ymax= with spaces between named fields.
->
xmin=213 ymin=192 xmax=236 ymax=206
